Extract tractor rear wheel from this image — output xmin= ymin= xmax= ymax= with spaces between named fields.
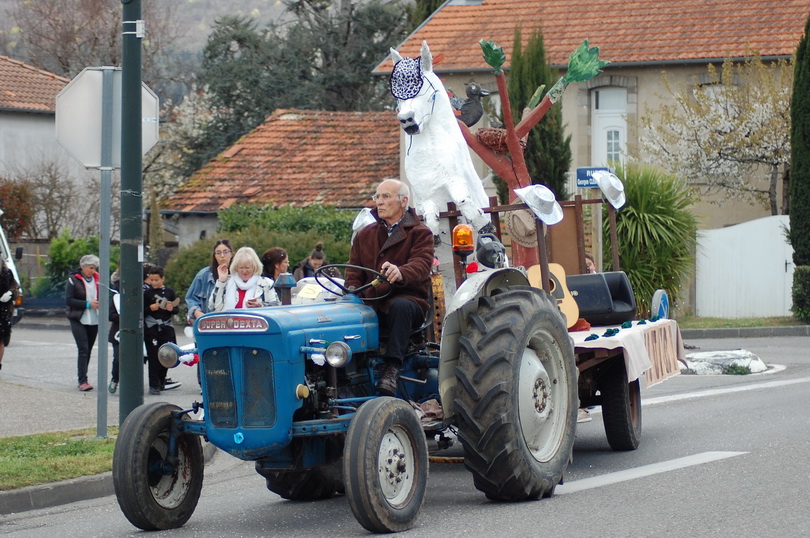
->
xmin=258 ymin=465 xmax=343 ymax=501
xmin=455 ymin=287 xmax=577 ymax=501
xmin=344 ymin=397 xmax=428 ymax=533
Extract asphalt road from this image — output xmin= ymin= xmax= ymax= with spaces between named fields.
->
xmin=1 ymin=330 xmax=809 ymax=537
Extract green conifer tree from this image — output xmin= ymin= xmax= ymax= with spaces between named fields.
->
xmin=407 ymin=0 xmax=445 ymax=31
xmin=508 ymin=28 xmax=572 ymax=200
xmin=789 ymin=14 xmax=810 ymax=319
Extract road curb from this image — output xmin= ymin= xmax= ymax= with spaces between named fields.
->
xmin=680 ymin=325 xmax=810 ymax=339
xmin=0 ymin=441 xmax=217 ymax=516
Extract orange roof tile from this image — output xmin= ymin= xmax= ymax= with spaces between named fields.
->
xmin=374 ymin=0 xmax=808 ymax=73
xmin=165 ymin=109 xmax=400 ymax=212
xmin=0 ymin=56 xmax=69 ymax=112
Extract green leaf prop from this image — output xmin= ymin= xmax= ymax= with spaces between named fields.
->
xmin=563 ymin=39 xmax=610 ymax=84
xmin=480 ymin=39 xmax=506 ymax=73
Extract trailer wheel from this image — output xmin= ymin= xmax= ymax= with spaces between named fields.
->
xmin=455 ymin=287 xmax=577 ymax=501
xmin=344 ymin=397 xmax=428 ymax=533
xmin=259 ymin=465 xmax=343 ymax=501
xmin=113 ymin=402 xmax=203 ymax=530
xmin=599 ymin=357 xmax=641 ymax=450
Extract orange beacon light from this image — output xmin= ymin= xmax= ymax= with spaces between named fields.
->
xmin=452 ymin=223 xmax=475 ymax=263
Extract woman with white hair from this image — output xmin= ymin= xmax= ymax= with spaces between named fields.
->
xmin=65 ymin=254 xmax=100 ymax=391
xmin=209 ymin=247 xmax=279 ymax=311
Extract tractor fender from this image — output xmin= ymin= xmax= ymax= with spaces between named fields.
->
xmin=438 ymin=267 xmax=530 ymax=419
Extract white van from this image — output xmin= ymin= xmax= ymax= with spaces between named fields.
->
xmin=0 ymin=209 xmax=23 ymax=324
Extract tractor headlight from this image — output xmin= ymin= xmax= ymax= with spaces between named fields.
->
xmin=158 ymin=342 xmax=181 ymax=368
xmin=325 ymin=341 xmax=351 ymax=368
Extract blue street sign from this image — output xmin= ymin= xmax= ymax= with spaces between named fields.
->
xmin=576 ymin=167 xmax=611 ymax=188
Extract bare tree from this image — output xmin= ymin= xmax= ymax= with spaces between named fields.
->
xmin=8 ymin=0 xmax=185 ymax=87
xmin=6 ymin=157 xmax=119 ymax=239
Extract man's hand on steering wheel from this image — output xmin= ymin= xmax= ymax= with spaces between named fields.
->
xmin=314 ymin=264 xmax=391 ymax=300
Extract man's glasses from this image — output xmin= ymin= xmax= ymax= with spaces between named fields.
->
xmin=214 ymin=249 xmax=231 ymax=256
xmin=371 ymin=193 xmax=402 ymax=202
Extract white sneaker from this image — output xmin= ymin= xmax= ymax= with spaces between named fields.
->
xmin=577 ymin=408 xmax=592 ymax=423
xmin=163 ymin=379 xmax=182 ymax=390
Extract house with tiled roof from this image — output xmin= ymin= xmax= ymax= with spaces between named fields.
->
xmin=374 ymin=0 xmax=807 ymax=229
xmin=163 ymin=108 xmax=400 ymax=245
xmin=0 ymin=56 xmax=79 ymax=176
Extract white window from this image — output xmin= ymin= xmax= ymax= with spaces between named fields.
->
xmin=591 ymin=87 xmax=627 ymax=167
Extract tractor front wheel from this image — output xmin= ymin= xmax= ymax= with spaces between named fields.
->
xmin=113 ymin=402 xmax=204 ymax=530
xmin=343 ymin=397 xmax=428 ymax=533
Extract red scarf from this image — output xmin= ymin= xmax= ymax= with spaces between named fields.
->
xmin=236 ymin=289 xmax=247 ymax=308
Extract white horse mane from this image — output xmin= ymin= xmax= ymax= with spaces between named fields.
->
xmin=390 ymin=41 xmax=491 ymax=239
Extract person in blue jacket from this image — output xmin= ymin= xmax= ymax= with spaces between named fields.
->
xmin=185 ymin=239 xmax=232 ymax=387
xmin=186 ymin=239 xmax=233 ymax=324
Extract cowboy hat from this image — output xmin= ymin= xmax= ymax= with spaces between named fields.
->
xmin=592 ymin=170 xmax=626 ymax=209
xmin=504 ymin=209 xmax=539 ymax=248
xmin=514 ymin=185 xmax=563 ymax=225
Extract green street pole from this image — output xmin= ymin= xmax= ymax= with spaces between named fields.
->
xmin=119 ymin=0 xmax=144 ymax=422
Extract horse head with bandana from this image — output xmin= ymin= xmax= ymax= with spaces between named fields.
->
xmin=388 ymin=41 xmax=492 ymax=240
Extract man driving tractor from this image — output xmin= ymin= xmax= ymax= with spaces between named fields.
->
xmin=345 ymin=178 xmax=435 ymax=396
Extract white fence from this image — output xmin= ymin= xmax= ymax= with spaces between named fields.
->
xmin=695 ymin=215 xmax=794 ymax=318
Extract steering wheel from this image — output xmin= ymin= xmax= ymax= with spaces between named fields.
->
xmin=314 ymin=264 xmax=391 ymax=301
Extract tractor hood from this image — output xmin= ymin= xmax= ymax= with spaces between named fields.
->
xmin=195 ymin=294 xmax=380 ymax=355
xmin=192 ymin=295 xmax=379 ymax=459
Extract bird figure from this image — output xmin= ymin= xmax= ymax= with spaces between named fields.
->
xmin=449 ymin=82 xmax=490 ymax=127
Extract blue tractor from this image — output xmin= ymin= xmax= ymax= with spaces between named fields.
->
xmin=112 ymin=256 xmax=578 ymax=533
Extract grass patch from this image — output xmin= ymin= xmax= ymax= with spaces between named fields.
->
xmin=676 ymin=315 xmax=803 ymax=329
xmin=0 ymin=428 xmax=117 ymax=491
xmin=724 ymin=363 xmax=752 ymax=375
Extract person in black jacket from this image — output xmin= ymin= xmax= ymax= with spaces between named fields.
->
xmin=65 ymin=255 xmax=100 ymax=391
xmin=107 ymin=266 xmax=120 ymax=393
xmin=0 ymin=257 xmax=19 ymax=371
xmin=143 ymin=265 xmax=178 ymax=395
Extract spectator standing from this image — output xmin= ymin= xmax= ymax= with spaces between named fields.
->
xmin=186 ymin=240 xmax=233 ymax=323
xmin=577 ymin=252 xmax=599 ymax=423
xmin=65 ymin=254 xmax=100 ymax=391
xmin=144 ymin=266 xmax=179 ymax=395
xmin=211 ymin=247 xmax=279 ymax=311
xmin=293 ymin=242 xmax=330 ymax=281
xmin=261 ymin=247 xmax=289 ymax=281
xmin=0 ymin=256 xmax=19 ymax=371
xmin=107 ymin=266 xmax=121 ymax=393
xmin=584 ymin=252 xmax=598 ymax=274
xmin=185 ymin=240 xmax=232 ymax=387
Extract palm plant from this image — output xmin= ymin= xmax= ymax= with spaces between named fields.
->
xmin=603 ymin=163 xmax=698 ymax=316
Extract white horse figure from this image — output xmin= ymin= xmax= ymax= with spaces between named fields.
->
xmin=390 ymin=41 xmax=492 ymax=239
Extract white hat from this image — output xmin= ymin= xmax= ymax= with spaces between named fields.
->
xmin=514 ymin=185 xmax=563 ymax=225
xmin=592 ymin=170 xmax=626 ymax=209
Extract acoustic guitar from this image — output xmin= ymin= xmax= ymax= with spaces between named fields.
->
xmin=526 ymin=263 xmax=580 ymax=328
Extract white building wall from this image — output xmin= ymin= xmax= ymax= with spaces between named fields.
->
xmin=0 ymin=111 xmax=87 ymax=178
xmin=696 ymin=215 xmax=794 ymax=318
xmin=170 ymin=213 xmax=220 ymax=247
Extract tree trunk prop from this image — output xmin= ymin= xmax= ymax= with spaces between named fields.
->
xmin=460 ymin=39 xmax=608 ymax=268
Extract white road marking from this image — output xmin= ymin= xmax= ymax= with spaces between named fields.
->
xmin=643 ymin=375 xmax=810 ymax=407
xmin=13 ymin=340 xmax=75 ymax=347
xmin=557 ymin=451 xmax=747 ymax=495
